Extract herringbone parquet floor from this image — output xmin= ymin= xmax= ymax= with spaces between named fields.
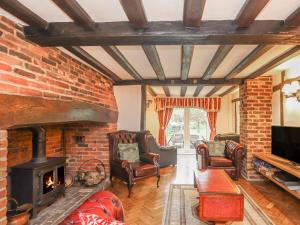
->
xmin=108 ymin=155 xmax=300 ymax=225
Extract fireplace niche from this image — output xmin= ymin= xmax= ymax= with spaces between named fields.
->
xmin=10 ymin=127 xmax=66 ymax=217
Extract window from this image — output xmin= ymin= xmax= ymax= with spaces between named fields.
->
xmin=166 ymin=108 xmax=210 ymax=154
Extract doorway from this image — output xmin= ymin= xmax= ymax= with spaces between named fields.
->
xmin=166 ymin=108 xmax=210 ymax=154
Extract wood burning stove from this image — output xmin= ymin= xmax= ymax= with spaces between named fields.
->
xmin=10 ymin=127 xmax=66 ymax=217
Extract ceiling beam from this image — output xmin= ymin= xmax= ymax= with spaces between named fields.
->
xmin=24 ymin=21 xmax=300 ymax=46
xmin=206 ymin=86 xmax=222 ymax=97
xmin=235 ymin=0 xmax=270 ymax=28
xmin=183 ymin=0 xmax=206 ymax=27
xmin=0 ymin=0 xmax=49 ymax=29
xmin=52 ymin=0 xmax=95 ymax=30
xmin=119 ymin=0 xmax=148 ymax=29
xmin=284 ymin=7 xmax=300 ymax=28
xmin=102 ymin=46 xmax=143 ymax=80
xmin=115 ymin=78 xmax=242 ymax=86
xmin=65 ymin=46 xmax=121 ymax=82
xmin=180 ymin=86 xmax=187 ymax=97
xmin=244 ymin=45 xmax=300 ymax=79
xmin=163 ymin=87 xmax=171 ymax=97
xmin=147 ymin=86 xmax=157 ymax=97
xmin=202 ymin=45 xmax=234 ymax=80
xmin=180 ymin=45 xmax=194 ymax=96
xmin=220 ymin=86 xmax=238 ymax=97
xmin=193 ymin=85 xmax=204 ymax=97
xmin=142 ymin=45 xmax=170 ymax=96
xmin=224 ymin=45 xmax=273 ymax=80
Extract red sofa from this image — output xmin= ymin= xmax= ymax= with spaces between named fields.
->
xmin=59 ymin=191 xmax=125 ymax=225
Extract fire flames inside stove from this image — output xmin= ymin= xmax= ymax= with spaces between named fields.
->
xmin=43 ymin=171 xmax=54 ymax=194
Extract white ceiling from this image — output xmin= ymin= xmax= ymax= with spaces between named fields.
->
xmin=1 ymin=0 xmax=300 ymax=97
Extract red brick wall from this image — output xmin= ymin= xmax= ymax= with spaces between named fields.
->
xmin=240 ymin=76 xmax=273 ymax=180
xmin=0 ymin=16 xmax=117 ymax=111
xmin=0 ymin=130 xmax=7 ymax=225
xmin=7 ymin=126 xmax=65 ymax=167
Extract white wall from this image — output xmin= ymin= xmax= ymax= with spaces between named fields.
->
xmin=114 ymin=85 xmax=141 ymax=131
xmin=272 ymin=63 xmax=300 ymax=127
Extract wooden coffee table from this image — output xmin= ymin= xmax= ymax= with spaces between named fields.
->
xmin=194 ymin=169 xmax=244 ymax=225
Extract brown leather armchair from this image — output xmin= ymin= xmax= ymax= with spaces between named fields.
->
xmin=196 ymin=140 xmax=245 ymax=180
xmin=108 ymin=130 xmax=160 ymax=197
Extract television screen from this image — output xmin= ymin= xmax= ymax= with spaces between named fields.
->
xmin=272 ymin=126 xmax=300 ymax=164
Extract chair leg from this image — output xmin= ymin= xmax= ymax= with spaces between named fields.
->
xmin=157 ymin=175 xmax=160 ymax=188
xmin=127 ymin=183 xmax=133 ymax=198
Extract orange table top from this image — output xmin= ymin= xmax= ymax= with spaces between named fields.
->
xmin=194 ymin=169 xmax=240 ymax=194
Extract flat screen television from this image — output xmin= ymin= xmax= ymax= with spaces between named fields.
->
xmin=272 ymin=126 xmax=300 ymax=164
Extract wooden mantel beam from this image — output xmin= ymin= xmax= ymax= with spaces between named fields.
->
xmin=0 ymin=94 xmax=118 ymax=129
xmin=24 ymin=21 xmax=300 ymax=46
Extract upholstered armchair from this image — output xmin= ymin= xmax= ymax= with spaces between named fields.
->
xmin=144 ymin=131 xmax=177 ymax=168
xmin=108 ymin=130 xmax=160 ymax=197
xmin=196 ymin=140 xmax=245 ymax=180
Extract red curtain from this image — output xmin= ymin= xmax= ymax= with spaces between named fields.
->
xmin=158 ymin=108 xmax=173 ymax=146
xmin=207 ymin=112 xmax=217 ymax=140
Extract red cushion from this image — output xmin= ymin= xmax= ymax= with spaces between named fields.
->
xmin=59 ymin=191 xmax=125 ymax=224
xmin=210 ymin=157 xmax=233 ymax=167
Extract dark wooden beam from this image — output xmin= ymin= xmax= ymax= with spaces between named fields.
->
xmin=244 ymin=46 xmax=300 ymax=79
xmin=142 ymin=45 xmax=170 ymax=96
xmin=119 ymin=0 xmax=148 ymax=28
xmin=163 ymin=87 xmax=171 ymax=97
xmin=0 ymin=94 xmax=118 ymax=129
xmin=180 ymin=86 xmax=188 ymax=97
xmin=102 ymin=46 xmax=142 ymax=80
xmin=202 ymin=45 xmax=233 ymax=80
xmin=52 ymin=0 xmax=95 ymax=30
xmin=285 ymin=7 xmax=300 ymax=28
xmin=206 ymin=86 xmax=222 ymax=97
xmin=180 ymin=45 xmax=194 ymax=97
xmin=183 ymin=0 xmax=206 ymax=27
xmin=147 ymin=86 xmax=157 ymax=97
xmin=115 ymin=78 xmax=242 ymax=86
xmin=220 ymin=86 xmax=238 ymax=97
xmin=24 ymin=21 xmax=300 ymax=46
xmin=224 ymin=45 xmax=273 ymax=80
xmin=193 ymin=85 xmax=204 ymax=97
xmin=273 ymin=75 xmax=300 ymax=92
xmin=280 ymin=71 xmax=285 ymax=126
xmin=181 ymin=45 xmax=194 ymax=80
xmin=0 ymin=0 xmax=48 ymax=29
xmin=235 ymin=0 xmax=270 ymax=28
xmin=65 ymin=46 xmax=121 ymax=82
xmin=232 ymin=97 xmax=241 ymax=103
xmin=140 ymin=85 xmax=146 ymax=131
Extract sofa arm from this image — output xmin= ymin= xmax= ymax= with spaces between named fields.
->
xmin=196 ymin=144 xmax=209 ymax=169
xmin=140 ymin=152 xmax=160 ymax=165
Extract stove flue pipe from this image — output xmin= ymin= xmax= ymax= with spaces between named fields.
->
xmin=31 ymin=126 xmax=47 ymax=163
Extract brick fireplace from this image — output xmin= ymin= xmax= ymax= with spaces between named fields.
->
xmin=0 ymin=16 xmax=118 ymax=224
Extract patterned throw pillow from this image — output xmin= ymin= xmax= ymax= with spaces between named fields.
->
xmin=204 ymin=141 xmax=225 ymax=157
xmin=118 ymin=143 xmax=140 ymax=163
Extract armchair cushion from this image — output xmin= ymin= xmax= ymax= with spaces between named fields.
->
xmin=210 ymin=156 xmax=233 ymax=167
xmin=204 ymin=141 xmax=226 ymax=156
xmin=131 ymin=162 xmax=158 ymax=177
xmin=118 ymin=143 xmax=140 ymax=163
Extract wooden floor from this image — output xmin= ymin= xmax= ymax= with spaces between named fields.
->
xmin=109 ymin=155 xmax=300 ymax=225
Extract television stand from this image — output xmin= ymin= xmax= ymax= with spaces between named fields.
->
xmin=253 ymin=153 xmax=300 ymax=200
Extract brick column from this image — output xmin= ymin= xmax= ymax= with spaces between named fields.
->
xmin=0 ymin=130 xmax=7 ymax=225
xmin=240 ymin=76 xmax=273 ymax=180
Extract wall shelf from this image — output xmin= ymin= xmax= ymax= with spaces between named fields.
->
xmin=253 ymin=153 xmax=300 ymax=200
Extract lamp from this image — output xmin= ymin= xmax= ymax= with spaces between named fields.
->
xmin=282 ymin=80 xmax=300 ymax=101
